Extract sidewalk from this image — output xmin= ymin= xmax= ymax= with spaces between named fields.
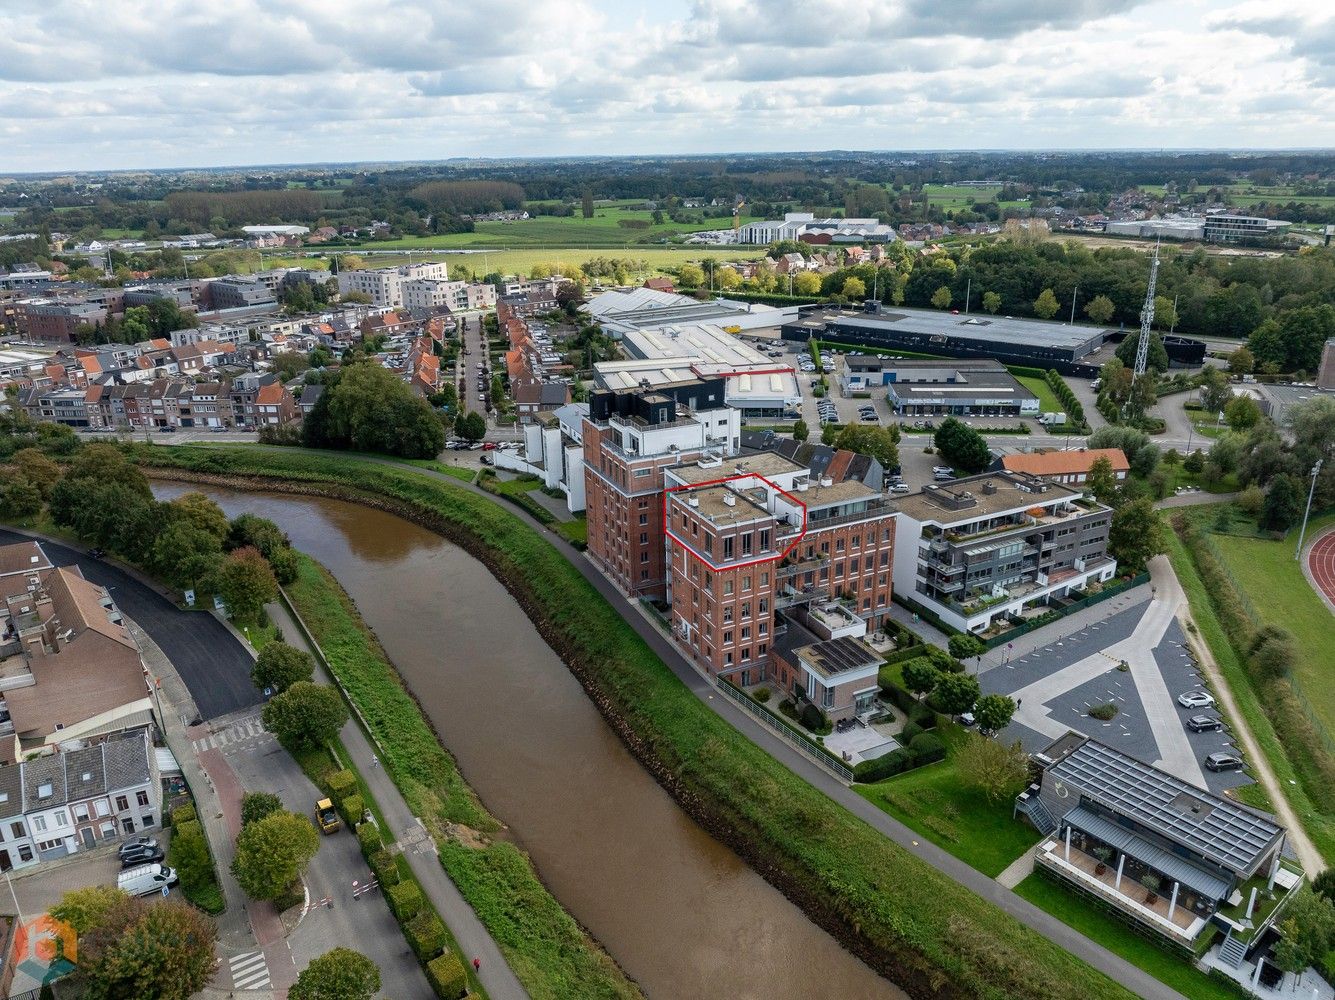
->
xmin=267 ymin=597 xmax=530 ymax=1000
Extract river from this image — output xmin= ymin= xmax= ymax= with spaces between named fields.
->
xmin=153 ymin=484 xmax=899 ymax=1000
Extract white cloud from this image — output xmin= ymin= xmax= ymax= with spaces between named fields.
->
xmin=0 ymin=0 xmax=1333 ymax=170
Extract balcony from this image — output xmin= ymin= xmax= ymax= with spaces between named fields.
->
xmin=776 ymin=584 xmax=830 ymax=609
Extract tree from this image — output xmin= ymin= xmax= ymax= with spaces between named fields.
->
xmin=241 ymin=792 xmax=284 ymax=828
xmin=930 ymin=286 xmax=952 ymax=310
xmin=165 ymin=492 xmax=230 ymax=544
xmin=581 ymin=191 xmax=594 ymax=219
xmin=833 ymin=424 xmax=899 ymax=472
xmin=1313 ymin=868 xmax=1335 ymax=904
xmin=1033 ymin=287 xmax=1060 ymax=319
xmin=1248 ymin=625 xmax=1297 ymax=680
xmin=217 ymin=546 xmax=277 ymax=623
xmin=262 ymin=682 xmax=349 ymax=751
xmin=901 ymin=658 xmax=941 ymax=701
xmin=1 ymin=476 xmax=42 ymax=519
xmin=1152 ymin=294 xmax=1177 ymax=332
xmin=1085 ymin=456 xmax=1118 ymax=504
xmin=50 ymin=885 xmax=127 ymax=935
xmin=1084 ymin=294 xmax=1115 ymax=324
xmin=947 ymin=634 xmax=985 ymax=662
xmin=793 ymin=271 xmax=822 ymax=295
xmin=931 ymin=672 xmax=981 ymax=716
xmin=1115 ymin=330 xmax=1170 ymax=374
xmin=149 ymin=522 xmax=223 ymax=591
xmin=981 ymin=290 xmax=1002 ymax=314
xmin=1197 ymin=366 xmax=1233 ymax=415
xmin=272 ymin=351 xmax=310 ymax=382
xmin=972 ymin=694 xmax=1017 ymax=735
xmin=456 ymin=410 xmax=487 ymax=441
xmin=74 ymin=895 xmax=217 ymax=1000
xmin=821 ymin=422 xmax=838 ymax=445
xmin=955 ymin=736 xmax=1028 ymax=803
xmin=1259 ymin=474 xmax=1303 ymax=533
xmin=308 ymin=364 xmax=445 ymax=459
xmin=12 ymin=447 xmax=62 ymax=499
xmin=841 ymin=276 xmax=866 ymax=300
xmin=291 ymin=948 xmax=381 ymax=1000
xmin=231 ymin=809 xmax=320 ymax=901
xmin=1227 ymin=345 xmax=1254 ymax=375
xmin=678 ymin=263 xmax=704 ymax=288
xmin=1108 ymin=497 xmax=1165 ymax=571
xmin=717 ymin=267 xmax=741 ymax=290
xmin=933 ymin=417 xmax=991 ymax=474
xmin=252 ymin=642 xmax=315 ymax=694
xmin=792 ymin=419 xmax=809 ymax=443
xmin=1224 ymin=395 xmax=1261 ymax=430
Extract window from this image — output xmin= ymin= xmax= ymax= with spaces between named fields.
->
xmin=723 ymin=631 xmax=733 ymax=645
xmin=758 ymin=643 xmax=767 ymax=656
xmin=723 ymin=537 xmax=734 ymax=559
xmin=741 ymin=533 xmax=752 ymax=555
xmin=741 ymin=626 xmax=751 ymax=640
xmin=639 ymin=513 xmax=648 ymax=525
xmin=17 ymin=845 xmax=32 ymax=863
xmin=760 ymin=572 xmax=769 ymax=587
xmin=634 ymin=468 xmax=651 ymax=478
xmin=822 ymin=687 xmax=834 ymax=709
xmin=54 ymin=810 xmax=68 ymax=828
xmin=141 ymin=815 xmax=154 ymax=829
xmin=36 ymin=839 xmax=61 ymax=853
xmin=136 ymin=791 xmax=149 ymax=808
xmin=9 ymin=823 xmax=23 ymax=839
xmin=742 ymin=575 xmax=751 ymax=591
xmin=640 ymin=551 xmax=649 ymax=563
xmin=835 ymin=538 xmax=845 ymax=553
xmin=115 ymin=796 xmax=129 ymax=812
xmin=724 ymin=652 xmax=733 ymax=665
xmin=36 ymin=783 xmax=52 ymax=800
xmin=740 ymin=602 xmax=750 ymax=619
xmin=31 ymin=816 xmax=46 ymax=833
xmin=760 ymin=529 xmax=771 ymax=551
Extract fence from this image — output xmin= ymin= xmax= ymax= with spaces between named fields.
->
xmin=714 ymin=679 xmax=854 ymax=783
xmin=981 ymin=572 xmax=1151 ymax=649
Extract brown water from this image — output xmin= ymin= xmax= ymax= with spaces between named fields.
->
xmin=154 ymin=484 xmax=900 ymax=1000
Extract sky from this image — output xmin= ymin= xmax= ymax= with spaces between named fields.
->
xmin=2 ymin=0 xmax=1333 ymax=172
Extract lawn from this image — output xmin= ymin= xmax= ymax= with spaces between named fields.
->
xmin=856 ymin=751 xmax=1041 ymax=878
xmin=1013 ymin=874 xmax=1241 ymax=1000
xmin=1210 ymin=513 xmax=1335 ymax=738
xmin=1016 ymin=375 xmax=1063 ymax=416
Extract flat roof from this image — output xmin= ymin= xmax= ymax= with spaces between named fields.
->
xmin=673 ymin=484 xmax=771 ymax=526
xmin=670 ymin=452 xmax=806 ymax=485
xmin=803 ymin=478 xmax=878 ymax=509
xmin=889 ymin=471 xmax=1081 ymax=523
xmin=793 ymin=307 xmax=1111 ymax=352
xmin=623 ymin=323 xmax=775 ymax=367
xmin=797 ymin=636 xmax=881 ymax=678
xmin=1045 ymin=737 xmax=1283 ymax=876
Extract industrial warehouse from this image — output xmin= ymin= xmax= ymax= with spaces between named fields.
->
xmin=840 ymin=357 xmax=1041 ymax=417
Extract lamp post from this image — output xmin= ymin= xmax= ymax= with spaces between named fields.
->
xmin=1295 ymin=459 xmax=1324 ymax=560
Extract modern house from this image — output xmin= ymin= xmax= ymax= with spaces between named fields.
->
xmin=1017 ymin=734 xmax=1300 ymax=960
xmin=889 ymin=471 xmax=1116 ymax=633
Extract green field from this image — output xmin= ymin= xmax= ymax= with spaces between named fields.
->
xmin=1017 ymin=375 xmax=1063 ymax=415
xmin=1014 ymin=875 xmax=1238 ymax=1000
xmin=1211 ymin=513 xmax=1335 ymax=737
xmin=855 ymin=744 xmax=1040 ymax=878
xmin=340 ymin=207 xmax=757 ymax=251
xmin=922 ymin=183 xmax=1028 ymax=212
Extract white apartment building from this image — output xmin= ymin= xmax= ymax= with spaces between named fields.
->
xmin=402 ymin=278 xmax=498 ymax=312
xmin=338 ymin=262 xmax=451 ymax=309
xmin=737 ymin=212 xmax=898 ymax=245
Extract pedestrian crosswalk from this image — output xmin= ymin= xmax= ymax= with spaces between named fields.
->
xmin=228 ymin=951 xmax=271 ymax=990
xmin=192 ymin=715 xmax=269 ymax=753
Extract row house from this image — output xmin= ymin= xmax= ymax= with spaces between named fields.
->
xmin=229 ymin=373 xmax=298 ymax=428
xmin=0 ymin=733 xmax=161 ymax=871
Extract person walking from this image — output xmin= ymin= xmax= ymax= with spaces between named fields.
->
xmin=370 ymin=754 xmax=379 ymax=768
xmin=472 ymin=957 xmax=481 ymax=973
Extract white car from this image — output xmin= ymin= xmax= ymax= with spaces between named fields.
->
xmin=890 ymin=483 xmax=912 ymax=494
xmin=932 ymin=466 xmax=954 ymax=475
xmin=1177 ymin=690 xmax=1215 ymax=709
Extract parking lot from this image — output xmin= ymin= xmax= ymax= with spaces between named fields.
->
xmin=979 ymin=597 xmax=1253 ymax=797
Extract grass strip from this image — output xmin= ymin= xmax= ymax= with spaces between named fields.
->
xmin=138 ymin=443 xmax=1141 ymax=1000
xmin=285 ymin=553 xmax=639 ymax=1000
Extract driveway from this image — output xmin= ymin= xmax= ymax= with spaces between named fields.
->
xmin=0 ymin=529 xmax=258 ymax=721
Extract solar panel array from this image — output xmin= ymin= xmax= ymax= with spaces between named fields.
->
xmin=806 ymin=636 xmax=880 ymax=675
xmin=1049 ymin=740 xmax=1282 ymax=875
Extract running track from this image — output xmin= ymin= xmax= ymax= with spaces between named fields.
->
xmin=1306 ymin=528 xmax=1335 ymax=615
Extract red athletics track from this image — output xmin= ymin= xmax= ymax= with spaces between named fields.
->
xmin=1307 ymin=529 xmax=1335 ymax=612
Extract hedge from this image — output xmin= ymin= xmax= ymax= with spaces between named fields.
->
xmin=339 ymin=793 xmax=366 ymax=826
xmin=899 ymin=721 xmax=924 ymax=744
xmin=1044 ymin=369 xmax=1086 ymax=427
xmin=369 ymin=849 xmax=401 ymax=889
xmin=908 ymin=701 xmax=938 ymax=730
xmin=426 ymin=952 xmax=468 ymax=999
xmin=406 ymin=910 xmax=448 ymax=960
xmin=881 ymin=643 xmax=928 ymax=667
xmin=327 ymin=769 xmax=357 ymax=800
xmin=386 ymin=880 xmax=423 ymax=921
xmin=170 ymin=803 xmax=197 ymax=827
xmin=909 ymin=733 xmax=946 ymax=764
xmin=355 ymin=821 xmax=382 ymax=858
xmin=853 ymin=747 xmax=917 ymax=783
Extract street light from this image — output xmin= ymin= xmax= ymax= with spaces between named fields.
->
xmin=1295 ymin=459 xmax=1324 ymax=560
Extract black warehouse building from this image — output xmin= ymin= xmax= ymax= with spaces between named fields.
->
xmin=784 ymin=304 xmax=1113 ymax=375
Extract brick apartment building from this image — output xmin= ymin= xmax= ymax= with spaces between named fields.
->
xmin=584 ymin=381 xmax=897 ymax=701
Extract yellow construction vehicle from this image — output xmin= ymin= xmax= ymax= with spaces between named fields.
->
xmin=315 ymin=798 xmax=341 ymax=834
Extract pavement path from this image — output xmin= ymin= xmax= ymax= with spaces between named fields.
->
xmin=1149 ymin=555 xmax=1326 ymax=876
xmin=266 ymin=597 xmax=529 ymax=1000
xmin=343 ymin=453 xmax=1190 ymax=1000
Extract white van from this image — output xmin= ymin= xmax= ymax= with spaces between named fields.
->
xmin=118 ymin=863 xmax=178 ymax=897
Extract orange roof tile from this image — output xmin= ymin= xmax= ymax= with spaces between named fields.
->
xmin=1001 ymin=448 xmax=1129 ymax=477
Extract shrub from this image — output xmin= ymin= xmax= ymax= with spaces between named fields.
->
xmin=355 ymin=821 xmax=382 ymax=857
xmin=327 ymin=769 xmax=357 ymax=800
xmin=386 ymin=880 xmax=423 ymax=921
xmin=369 ymin=849 xmax=401 ymax=888
xmin=406 ymin=910 xmax=448 ymax=960
xmin=799 ymin=703 xmax=827 ymax=732
xmin=899 ymin=720 xmax=924 ymax=744
xmin=170 ymin=803 xmax=197 ymax=827
xmin=339 ymin=793 xmax=366 ymax=826
xmin=426 ymin=952 xmax=468 ymax=999
xmin=909 ymin=732 xmax=946 ymax=764
xmin=753 ymin=687 xmax=771 ymax=704
xmin=241 ymin=792 xmax=283 ymax=828
xmin=1088 ymin=702 xmax=1119 ymax=721
xmin=854 ymin=747 xmax=918 ymax=783
xmin=908 ymin=701 xmax=937 ymax=730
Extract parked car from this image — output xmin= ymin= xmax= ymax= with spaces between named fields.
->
xmin=1177 ymin=690 xmax=1216 ymax=709
xmin=1187 ymin=715 xmax=1223 ymax=733
xmin=932 ymin=466 xmax=954 ymax=475
xmin=1205 ymin=752 xmax=1244 ymax=772
xmin=117 ymin=863 xmax=178 ymax=897
xmin=934 ymin=472 xmax=956 ymax=481
xmin=118 ymin=837 xmax=162 ymax=867
xmin=890 ymin=483 xmax=912 ymax=494
xmin=482 ymin=442 xmax=497 ymax=450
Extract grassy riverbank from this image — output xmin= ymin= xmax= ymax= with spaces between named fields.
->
xmin=285 ymin=554 xmax=640 ymax=1000
xmin=138 ymin=444 xmax=1139 ymax=1000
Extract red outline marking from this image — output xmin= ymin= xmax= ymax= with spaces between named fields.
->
xmin=662 ymin=473 xmax=807 ymax=572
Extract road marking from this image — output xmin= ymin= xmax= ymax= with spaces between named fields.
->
xmin=229 ymin=951 xmax=271 ymax=990
xmin=192 ymin=715 xmax=268 ymax=752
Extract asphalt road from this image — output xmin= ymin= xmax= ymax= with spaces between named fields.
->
xmin=0 ymin=528 xmax=259 ymax=721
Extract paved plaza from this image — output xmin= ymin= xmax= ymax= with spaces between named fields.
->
xmin=979 ymin=596 xmax=1253 ymax=798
